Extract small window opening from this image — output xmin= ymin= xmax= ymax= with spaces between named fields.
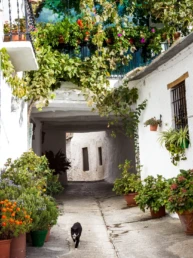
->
xmin=98 ymin=147 xmax=103 ymax=166
xmin=82 ymin=147 xmax=89 ymax=171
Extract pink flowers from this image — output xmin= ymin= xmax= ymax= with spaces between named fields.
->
xmin=151 ymin=28 xmax=156 ymax=33
xmin=178 ymin=176 xmax=186 ymax=182
xmin=117 ymin=33 xmax=122 ymax=37
xmin=170 ymin=184 xmax=178 ymax=190
xmin=140 ymin=38 xmax=146 ymax=44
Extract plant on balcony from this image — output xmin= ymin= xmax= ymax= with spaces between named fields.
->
xmin=158 ymin=126 xmax=190 ymax=165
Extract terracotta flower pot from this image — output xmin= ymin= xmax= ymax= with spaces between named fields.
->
xmin=45 ymin=228 xmax=51 ymax=242
xmin=150 ymin=206 xmax=166 ymax=218
xmin=58 ymin=35 xmax=64 ymax=44
xmin=124 ymin=193 xmax=138 ymax=207
xmin=29 ymin=0 xmax=38 ymax=3
xmin=150 ymin=124 xmax=158 ymax=131
xmin=177 ymin=211 xmax=193 ymax=235
xmin=0 ymin=239 xmax=12 ymax=258
xmin=10 ymin=234 xmax=26 ymax=258
xmin=12 ymin=34 xmax=26 ymax=41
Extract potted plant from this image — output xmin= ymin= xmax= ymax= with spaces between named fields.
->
xmin=112 ymin=160 xmax=142 ymax=206
xmin=144 ymin=117 xmax=161 ymax=131
xmin=29 ymin=195 xmax=59 ymax=247
xmin=158 ymin=126 xmax=190 ymax=165
xmin=0 ymin=199 xmax=32 ymax=258
xmin=135 ymin=175 xmax=167 ymax=218
xmin=165 ymin=169 xmax=193 ymax=235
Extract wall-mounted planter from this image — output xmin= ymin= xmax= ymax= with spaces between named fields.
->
xmin=150 ymin=124 xmax=158 ymax=131
xmin=180 ymin=139 xmax=190 ymax=149
xmin=29 ymin=0 xmax=39 ymax=4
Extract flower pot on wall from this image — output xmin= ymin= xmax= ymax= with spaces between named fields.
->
xmin=150 ymin=124 xmax=158 ymax=131
xmin=124 ymin=193 xmax=138 ymax=207
xmin=0 ymin=239 xmax=12 ymax=258
xmin=29 ymin=0 xmax=39 ymax=3
xmin=10 ymin=234 xmax=26 ymax=258
xmin=177 ymin=211 xmax=193 ymax=235
xmin=180 ymin=139 xmax=189 ymax=149
xmin=150 ymin=206 xmax=166 ymax=218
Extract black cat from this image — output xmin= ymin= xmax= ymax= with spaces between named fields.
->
xmin=71 ymin=222 xmax=82 ymax=248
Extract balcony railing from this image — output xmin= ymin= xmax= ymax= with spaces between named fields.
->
xmin=3 ymin=0 xmax=36 ymax=50
xmin=56 ymin=42 xmax=170 ymax=78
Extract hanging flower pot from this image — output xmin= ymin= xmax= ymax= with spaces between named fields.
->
xmin=150 ymin=206 xmax=166 ymax=218
xmin=58 ymin=35 xmax=64 ymax=44
xmin=173 ymin=32 xmax=181 ymax=40
xmin=0 ymin=239 xmax=12 ymax=258
xmin=30 ymin=230 xmax=48 ymax=247
xmin=10 ymin=234 xmax=26 ymax=258
xmin=150 ymin=124 xmax=158 ymax=131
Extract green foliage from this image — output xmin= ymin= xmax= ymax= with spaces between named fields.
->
xmin=165 ymin=169 xmax=193 ymax=214
xmin=112 ymin=160 xmax=142 ymax=195
xmin=158 ymin=126 xmax=190 ymax=165
xmin=46 ymin=174 xmax=64 ymax=196
xmin=17 ymin=188 xmax=59 ymax=231
xmin=135 ymin=175 xmax=167 ymax=212
xmin=2 ymin=150 xmax=52 ymax=190
xmin=144 ymin=117 xmax=161 ymax=126
xmin=44 ymin=149 xmax=71 ymax=175
xmin=0 ymin=48 xmax=27 ymax=98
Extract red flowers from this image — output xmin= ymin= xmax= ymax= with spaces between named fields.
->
xmin=77 ymin=19 xmax=83 ymax=28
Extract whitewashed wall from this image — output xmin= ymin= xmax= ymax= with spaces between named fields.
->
xmin=0 ymin=6 xmax=28 ymax=169
xmin=130 ymin=43 xmax=193 ymax=180
xmin=0 ymin=77 xmax=28 ymax=169
xmin=66 ymin=131 xmax=135 ymax=182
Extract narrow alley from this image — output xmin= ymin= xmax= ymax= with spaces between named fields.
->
xmin=27 ymin=182 xmax=193 ymax=258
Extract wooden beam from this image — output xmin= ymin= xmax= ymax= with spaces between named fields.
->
xmin=167 ymin=72 xmax=189 ymax=89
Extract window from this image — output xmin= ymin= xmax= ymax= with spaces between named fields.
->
xmin=98 ymin=147 xmax=103 ymax=166
xmin=171 ymin=80 xmax=188 ymax=129
xmin=82 ymin=147 xmax=89 ymax=171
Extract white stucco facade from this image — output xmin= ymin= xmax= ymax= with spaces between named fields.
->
xmin=66 ymin=131 xmax=135 ymax=182
xmin=129 ymin=41 xmax=193 ymax=180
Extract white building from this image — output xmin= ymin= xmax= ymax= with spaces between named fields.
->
xmin=0 ymin=0 xmax=38 ymax=169
xmin=128 ymin=33 xmax=193 ymax=180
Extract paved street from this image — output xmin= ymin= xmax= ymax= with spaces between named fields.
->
xmin=27 ymin=181 xmax=193 ymax=258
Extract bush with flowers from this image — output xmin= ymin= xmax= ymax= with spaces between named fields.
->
xmin=165 ymin=169 xmax=193 ymax=214
xmin=0 ymin=199 xmax=32 ymax=240
xmin=2 ymin=150 xmax=52 ymax=192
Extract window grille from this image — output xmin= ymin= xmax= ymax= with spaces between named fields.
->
xmin=171 ymin=80 xmax=188 ymax=129
xmin=82 ymin=147 xmax=89 ymax=171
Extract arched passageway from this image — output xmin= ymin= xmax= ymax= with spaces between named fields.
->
xmin=31 ymin=83 xmax=135 ymax=185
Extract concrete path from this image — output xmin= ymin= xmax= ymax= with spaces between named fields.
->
xmin=27 ymin=181 xmax=193 ymax=258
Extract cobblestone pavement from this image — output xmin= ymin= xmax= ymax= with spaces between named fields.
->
xmin=27 ymin=181 xmax=193 ymax=258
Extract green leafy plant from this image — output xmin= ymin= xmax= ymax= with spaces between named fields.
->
xmin=17 ymin=188 xmax=59 ymax=231
xmin=44 ymin=149 xmax=71 ymax=175
xmin=144 ymin=117 xmax=161 ymax=127
xmin=165 ymin=169 xmax=193 ymax=214
xmin=46 ymin=174 xmax=64 ymax=196
xmin=135 ymin=175 xmax=167 ymax=212
xmin=2 ymin=150 xmax=52 ymax=190
xmin=112 ymin=160 xmax=142 ymax=195
xmin=158 ymin=126 xmax=190 ymax=165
